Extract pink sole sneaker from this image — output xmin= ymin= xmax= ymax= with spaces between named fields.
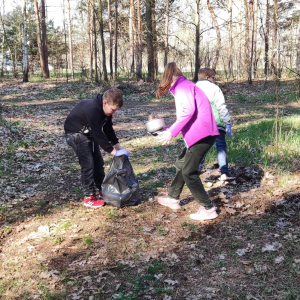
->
xmin=157 ymin=196 xmax=180 ymax=210
xmin=190 ymin=206 xmax=218 ymax=221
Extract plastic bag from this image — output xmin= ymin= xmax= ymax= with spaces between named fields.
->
xmin=101 ymin=155 xmax=140 ymax=207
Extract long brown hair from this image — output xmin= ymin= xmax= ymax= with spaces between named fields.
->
xmin=156 ymin=62 xmax=183 ymax=98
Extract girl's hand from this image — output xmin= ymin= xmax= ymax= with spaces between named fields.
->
xmin=157 ymin=130 xmax=172 ymax=145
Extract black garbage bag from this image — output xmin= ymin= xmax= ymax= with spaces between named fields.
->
xmin=101 ymin=155 xmax=140 ymax=207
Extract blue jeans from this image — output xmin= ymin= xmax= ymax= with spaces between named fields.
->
xmin=198 ymin=130 xmax=229 ymax=174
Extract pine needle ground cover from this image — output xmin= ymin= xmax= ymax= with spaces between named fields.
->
xmin=0 ymin=78 xmax=299 ymax=300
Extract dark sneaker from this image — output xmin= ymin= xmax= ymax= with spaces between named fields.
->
xmin=83 ymin=195 xmax=105 ymax=208
xmin=204 ymin=175 xmax=220 ymax=182
xmin=220 ymin=173 xmax=235 ymax=181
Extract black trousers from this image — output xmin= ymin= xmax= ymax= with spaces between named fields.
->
xmin=168 ymin=135 xmax=216 ymax=209
xmin=65 ymin=133 xmax=105 ymax=196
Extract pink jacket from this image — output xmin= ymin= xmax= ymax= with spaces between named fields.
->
xmin=168 ymin=76 xmax=219 ymax=147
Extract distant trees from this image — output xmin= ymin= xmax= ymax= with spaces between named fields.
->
xmin=0 ymin=0 xmax=300 ymax=83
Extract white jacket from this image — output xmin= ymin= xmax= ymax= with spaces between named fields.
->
xmin=196 ymin=79 xmax=231 ymax=128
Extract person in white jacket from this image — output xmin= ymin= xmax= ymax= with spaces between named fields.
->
xmin=196 ymin=68 xmax=235 ymax=181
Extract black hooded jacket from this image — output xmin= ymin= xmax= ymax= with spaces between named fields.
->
xmin=64 ymin=94 xmax=119 ymax=153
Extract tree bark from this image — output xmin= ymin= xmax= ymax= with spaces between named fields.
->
xmin=207 ymin=0 xmax=221 ymax=70
xmin=34 ymin=0 xmax=47 ymax=78
xmin=107 ymin=0 xmax=113 ymax=78
xmin=146 ymin=0 xmax=154 ymax=82
xmin=40 ymin=0 xmax=49 ymax=78
xmin=0 ymin=0 xmax=4 ymax=77
xmin=67 ymin=0 xmax=74 ymax=79
xmin=193 ymin=0 xmax=200 ymax=82
xmin=98 ymin=0 xmax=108 ymax=81
xmin=63 ymin=0 xmax=68 ymax=82
xmin=252 ymin=0 xmax=258 ymax=78
xmin=129 ymin=0 xmax=135 ymax=77
xmin=92 ymin=0 xmax=98 ymax=83
xmin=248 ymin=0 xmax=254 ymax=84
xmin=151 ymin=0 xmax=157 ymax=77
xmin=136 ymin=0 xmax=142 ymax=79
xmin=86 ymin=0 xmax=93 ymax=79
xmin=228 ymin=0 xmax=233 ymax=77
xmin=244 ymin=0 xmax=249 ymax=77
xmin=22 ymin=0 xmax=29 ymax=82
xmin=297 ymin=15 xmax=300 ymax=96
xmin=114 ymin=0 xmax=118 ymax=78
xmin=264 ymin=0 xmax=270 ymax=78
xmin=271 ymin=0 xmax=278 ymax=76
xmin=164 ymin=0 xmax=169 ymax=67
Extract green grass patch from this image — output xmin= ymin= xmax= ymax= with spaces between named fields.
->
xmin=226 ymin=116 xmax=300 ymax=169
xmin=83 ymin=236 xmax=93 ymax=246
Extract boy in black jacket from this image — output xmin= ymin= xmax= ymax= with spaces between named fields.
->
xmin=64 ymin=88 xmax=129 ymax=208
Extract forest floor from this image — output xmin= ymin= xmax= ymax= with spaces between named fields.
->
xmin=0 ymin=77 xmax=300 ymax=300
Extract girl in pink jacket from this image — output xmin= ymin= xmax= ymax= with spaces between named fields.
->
xmin=156 ymin=62 xmax=219 ymax=221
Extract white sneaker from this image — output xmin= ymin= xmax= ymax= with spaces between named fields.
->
xmin=157 ymin=196 xmax=180 ymax=209
xmin=220 ymin=173 xmax=235 ymax=181
xmin=190 ymin=206 xmax=218 ymax=221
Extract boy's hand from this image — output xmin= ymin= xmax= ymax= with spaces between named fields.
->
xmin=115 ymin=149 xmax=130 ymax=156
xmin=226 ymin=124 xmax=232 ymax=136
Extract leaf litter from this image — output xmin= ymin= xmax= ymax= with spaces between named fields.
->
xmin=0 ymin=79 xmax=299 ymax=299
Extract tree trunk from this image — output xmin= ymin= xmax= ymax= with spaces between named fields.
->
xmin=91 ymin=0 xmax=98 ymax=83
xmin=248 ymin=0 xmax=254 ymax=84
xmin=193 ymin=0 xmax=200 ymax=82
xmin=244 ymin=0 xmax=249 ymax=78
xmin=22 ymin=0 xmax=29 ymax=82
xmin=40 ymin=0 xmax=49 ymax=77
xmin=271 ymin=0 xmax=278 ymax=76
xmin=86 ymin=0 xmax=93 ymax=79
xmin=264 ymin=0 xmax=270 ymax=78
xmin=67 ymin=0 xmax=74 ymax=79
xmin=228 ymin=0 xmax=233 ymax=77
xmin=129 ymin=0 xmax=135 ymax=77
xmin=107 ymin=0 xmax=113 ymax=78
xmin=252 ymin=0 xmax=258 ymax=78
xmin=34 ymin=0 xmax=46 ymax=77
xmin=151 ymin=0 xmax=157 ymax=77
xmin=146 ymin=0 xmax=154 ymax=82
xmin=98 ymin=0 xmax=108 ymax=81
xmin=297 ymin=15 xmax=300 ymax=96
xmin=237 ymin=9 xmax=242 ymax=81
xmin=0 ymin=1 xmax=5 ymax=77
xmin=207 ymin=0 xmax=221 ymax=70
xmin=63 ymin=0 xmax=68 ymax=82
xmin=136 ymin=0 xmax=142 ymax=79
xmin=114 ymin=0 xmax=118 ymax=78
xmin=164 ymin=0 xmax=169 ymax=67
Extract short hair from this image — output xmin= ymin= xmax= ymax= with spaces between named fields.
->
xmin=198 ymin=68 xmax=216 ymax=79
xmin=103 ymin=88 xmax=123 ymax=108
